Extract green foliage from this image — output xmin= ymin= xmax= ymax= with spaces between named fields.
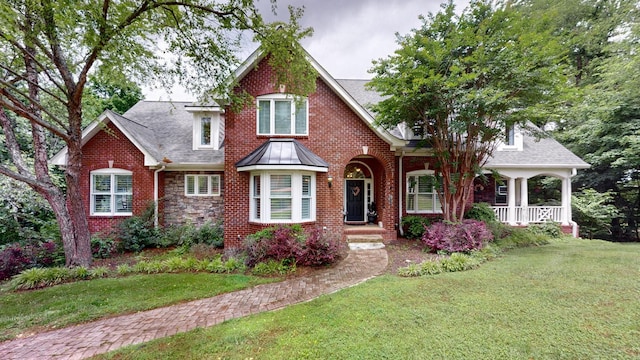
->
xmin=159 ymin=221 xmax=224 ymax=251
xmin=464 ymin=202 xmax=497 ymax=223
xmin=116 ymin=204 xmax=159 ymax=253
xmin=494 ymin=228 xmax=549 ymax=250
xmin=369 ymin=0 xmax=568 ymax=222
xmin=82 ymin=74 xmax=143 ymax=123
xmin=91 ymin=234 xmax=117 ymax=259
xmin=527 ymin=221 xmax=562 ymax=238
xmin=401 ymin=216 xmax=434 ymax=239
xmin=397 ymin=252 xmax=480 ymax=277
xmin=0 ymin=177 xmax=60 ymax=246
xmin=8 ymin=266 xmax=97 ymax=290
xmin=251 ymin=259 xmax=296 ymax=276
xmin=572 ymin=189 xmax=620 ymax=238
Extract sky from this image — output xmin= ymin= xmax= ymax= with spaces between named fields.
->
xmin=143 ymin=0 xmax=468 ymax=101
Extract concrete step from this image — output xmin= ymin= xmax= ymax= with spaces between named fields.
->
xmin=346 ymin=234 xmax=384 ymax=243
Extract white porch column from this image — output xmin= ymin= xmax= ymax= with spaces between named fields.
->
xmin=508 ymin=177 xmax=517 ymax=225
xmin=520 ymin=177 xmax=529 ymax=225
xmin=561 ymin=177 xmax=571 ymax=225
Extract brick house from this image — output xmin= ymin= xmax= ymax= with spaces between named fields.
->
xmin=50 ymin=48 xmax=589 ymax=246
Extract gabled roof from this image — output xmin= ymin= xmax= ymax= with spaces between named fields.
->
xmin=234 ymin=48 xmax=406 ymax=150
xmin=236 ymin=138 xmax=328 ymax=172
xmin=50 ymin=109 xmax=162 ymax=167
xmin=50 ymin=102 xmax=225 ymax=170
xmin=485 ymin=132 xmax=590 ymax=169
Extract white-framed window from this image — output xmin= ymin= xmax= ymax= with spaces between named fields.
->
xmin=250 ymin=171 xmax=316 ymax=223
xmin=257 ymin=94 xmax=308 ymax=135
xmin=185 ymin=174 xmax=221 ymax=196
xmin=406 ymin=170 xmax=442 ymax=213
xmin=90 ymin=169 xmax=132 ymax=216
xmin=192 ymin=112 xmax=222 ymax=150
xmin=506 ymin=125 xmax=515 ymax=146
xmin=200 ymin=117 xmax=212 ymax=146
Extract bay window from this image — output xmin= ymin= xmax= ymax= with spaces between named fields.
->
xmin=250 ymin=172 xmax=316 ymax=223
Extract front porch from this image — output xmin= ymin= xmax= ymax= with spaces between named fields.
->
xmin=491 ymin=206 xmax=565 ymax=224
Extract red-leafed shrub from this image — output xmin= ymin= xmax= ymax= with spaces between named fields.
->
xmin=244 ymin=225 xmax=342 ymax=267
xmin=0 ymin=241 xmax=61 ymax=281
xmin=296 ymin=228 xmax=342 ymax=266
xmin=422 ymin=220 xmax=494 ymax=253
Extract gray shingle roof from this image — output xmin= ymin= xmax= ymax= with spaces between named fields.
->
xmin=485 ymin=131 xmax=590 ymax=169
xmin=337 ymin=80 xmax=589 ymax=169
xmin=119 ymin=101 xmax=224 ymax=166
xmin=236 ymin=138 xmax=329 ymax=170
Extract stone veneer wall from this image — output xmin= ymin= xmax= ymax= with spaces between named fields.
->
xmin=162 ymin=171 xmax=224 ymax=227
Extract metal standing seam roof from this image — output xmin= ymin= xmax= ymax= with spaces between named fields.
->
xmin=235 ymin=138 xmax=329 ymax=170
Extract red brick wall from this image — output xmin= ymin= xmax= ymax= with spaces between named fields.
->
xmin=400 ymin=155 xmax=474 ymax=221
xmin=224 ymin=59 xmax=397 ymax=247
xmin=81 ymin=121 xmax=158 ymax=234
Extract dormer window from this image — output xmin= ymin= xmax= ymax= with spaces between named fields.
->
xmin=186 ymin=105 xmax=224 ymax=151
xmin=497 ymin=124 xmax=523 ymax=151
xmin=257 ymin=94 xmax=308 ymax=136
xmin=200 ymin=117 xmax=212 ymax=146
xmin=506 ymin=125 xmax=515 ymax=146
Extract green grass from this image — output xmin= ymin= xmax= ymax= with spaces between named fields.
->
xmin=0 ymin=273 xmax=277 ymax=341
xmin=96 ymin=238 xmax=640 ymax=359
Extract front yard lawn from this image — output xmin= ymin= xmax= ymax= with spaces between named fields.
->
xmin=0 ymin=273 xmax=277 ymax=342
xmin=96 ymin=238 xmax=640 ymax=359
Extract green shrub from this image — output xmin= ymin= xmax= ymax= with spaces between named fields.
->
xmin=464 ymin=202 xmax=497 ymax=223
xmin=527 ymin=221 xmax=562 ymax=238
xmin=205 ymin=256 xmax=225 ymax=273
xmin=71 ymin=266 xmax=90 ymax=279
xmin=397 ymin=263 xmax=422 ymax=277
xmin=116 ymin=264 xmax=133 ymax=275
xmin=116 ymin=204 xmax=159 ymax=253
xmin=89 ymin=266 xmax=110 ymax=278
xmin=401 ymin=216 xmax=434 ymax=239
xmin=420 ymin=260 xmax=443 ymax=275
xmin=494 ymin=227 xmax=549 ymax=249
xmin=251 ymin=259 xmax=295 ymax=276
xmin=91 ymin=234 xmax=117 ymax=259
xmin=9 ymin=267 xmax=73 ymax=290
xmin=193 ymin=221 xmax=224 ymax=248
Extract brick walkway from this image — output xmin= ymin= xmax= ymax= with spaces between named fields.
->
xmin=0 ymin=248 xmax=388 ymax=359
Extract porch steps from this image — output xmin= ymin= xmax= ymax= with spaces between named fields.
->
xmin=346 ymin=234 xmax=385 ymax=250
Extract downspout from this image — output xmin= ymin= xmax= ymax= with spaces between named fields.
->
xmin=398 ymin=151 xmax=404 ymax=237
xmin=154 ymin=165 xmax=166 ymax=228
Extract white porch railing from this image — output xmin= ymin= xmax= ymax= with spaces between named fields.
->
xmin=492 ymin=206 xmax=564 ymax=224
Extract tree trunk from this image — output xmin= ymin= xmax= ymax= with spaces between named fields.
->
xmin=63 ymin=147 xmax=93 ymax=267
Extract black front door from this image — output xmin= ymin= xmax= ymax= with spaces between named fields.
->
xmin=346 ymin=180 xmax=365 ymax=222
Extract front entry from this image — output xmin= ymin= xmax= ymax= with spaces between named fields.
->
xmin=345 ymin=179 xmax=365 ymax=222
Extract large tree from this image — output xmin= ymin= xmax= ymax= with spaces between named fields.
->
xmin=368 ymin=0 xmax=567 ymax=222
xmin=0 ymin=0 xmax=315 ymax=266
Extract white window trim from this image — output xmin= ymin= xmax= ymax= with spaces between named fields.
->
xmin=256 ymin=94 xmax=308 ymax=136
xmin=249 ymin=171 xmax=316 ymax=223
xmin=406 ymin=170 xmax=443 ymax=214
xmin=192 ymin=112 xmax=221 ymax=150
xmin=185 ymin=174 xmax=221 ymax=196
xmin=90 ymin=168 xmax=133 ymax=216
xmin=496 ymin=125 xmax=523 ymax=151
